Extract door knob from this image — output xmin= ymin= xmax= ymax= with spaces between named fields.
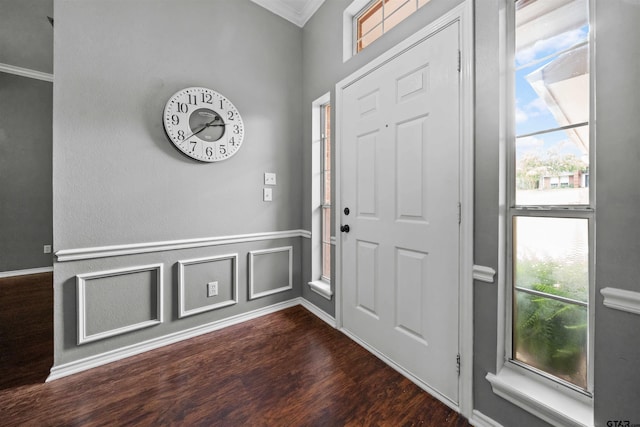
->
xmin=344 ymin=207 xmax=350 ymax=215
xmin=340 ymin=225 xmax=350 ymax=233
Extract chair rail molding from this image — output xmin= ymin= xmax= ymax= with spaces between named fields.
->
xmin=56 ymin=229 xmax=309 ymax=262
xmin=473 ymin=265 xmax=496 ymax=283
xmin=601 ymin=287 xmax=640 ymax=316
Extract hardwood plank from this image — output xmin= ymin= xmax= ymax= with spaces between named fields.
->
xmin=0 ymin=272 xmax=53 ymax=389
xmin=0 ymin=304 xmax=469 ymax=426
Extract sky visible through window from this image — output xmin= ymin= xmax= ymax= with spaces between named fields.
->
xmin=515 ymin=25 xmax=589 ymax=159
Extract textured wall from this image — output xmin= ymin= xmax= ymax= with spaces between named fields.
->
xmin=0 ymin=0 xmax=53 ymax=272
xmin=53 ymin=0 xmax=304 ymax=366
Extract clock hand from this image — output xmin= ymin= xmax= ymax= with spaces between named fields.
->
xmin=184 ymin=118 xmax=225 ymax=140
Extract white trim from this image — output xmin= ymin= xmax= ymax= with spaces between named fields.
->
xmin=342 ymin=0 xmax=372 ymax=62
xmin=473 ymin=265 xmax=496 ymax=283
xmin=55 ymin=229 xmax=307 ymax=262
xmin=487 ymin=366 xmax=593 ymax=427
xmin=178 ymin=254 xmax=238 ymax=318
xmin=341 ymin=327 xmax=459 ymax=412
xmin=250 ymin=0 xmax=325 ymax=27
xmin=300 ymin=229 xmax=312 ymax=239
xmin=469 ymin=410 xmax=504 ymax=427
xmin=308 ymin=279 xmax=333 ymax=300
xmin=0 ymin=266 xmax=53 ymax=278
xmin=0 ymin=63 xmax=53 ymax=82
xmin=299 ymin=298 xmax=337 ymax=327
xmin=248 ymin=246 xmax=293 ymax=299
xmin=335 ymin=1 xmax=474 ymax=419
xmin=601 ymin=287 xmax=640 ymax=316
xmin=76 ymin=264 xmax=164 ymax=345
xmin=48 ymin=298 xmax=302 ymax=382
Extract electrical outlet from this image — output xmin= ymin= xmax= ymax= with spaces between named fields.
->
xmin=264 ymin=172 xmax=276 ymax=185
xmin=43 ymin=245 xmax=52 ymax=254
xmin=263 ymin=187 xmax=273 ymax=202
xmin=207 ymin=281 xmax=218 ymax=297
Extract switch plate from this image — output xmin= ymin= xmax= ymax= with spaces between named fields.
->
xmin=43 ymin=245 xmax=52 ymax=254
xmin=264 ymin=172 xmax=276 ymax=185
xmin=207 ymin=281 xmax=218 ymax=297
xmin=263 ymin=187 xmax=273 ymax=202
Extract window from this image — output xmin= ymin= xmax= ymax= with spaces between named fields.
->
xmin=510 ymin=0 xmax=592 ymax=394
xmin=354 ymin=0 xmax=431 ymax=53
xmin=309 ymin=94 xmax=333 ymax=300
xmin=321 ymin=103 xmax=332 ymax=281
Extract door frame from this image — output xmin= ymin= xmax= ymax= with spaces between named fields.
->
xmin=334 ymin=0 xmax=474 ymax=418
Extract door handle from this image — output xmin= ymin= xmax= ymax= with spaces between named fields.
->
xmin=340 ymin=225 xmax=350 ymax=233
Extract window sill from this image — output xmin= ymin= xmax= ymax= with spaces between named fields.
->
xmin=308 ymin=280 xmax=332 ymax=300
xmin=486 ymin=365 xmax=593 ymax=427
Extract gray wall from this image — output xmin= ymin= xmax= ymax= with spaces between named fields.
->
xmin=0 ymin=0 xmax=53 ymax=272
xmin=53 ymin=0 xmax=304 ymax=366
xmin=593 ymin=1 xmax=640 ymax=425
xmin=303 ymin=0 xmax=640 ymax=425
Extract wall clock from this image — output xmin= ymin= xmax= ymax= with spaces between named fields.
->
xmin=163 ymin=87 xmax=245 ymax=162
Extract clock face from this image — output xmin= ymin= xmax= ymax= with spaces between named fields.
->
xmin=163 ymin=87 xmax=245 ymax=162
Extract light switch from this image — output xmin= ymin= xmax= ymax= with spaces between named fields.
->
xmin=263 ymin=187 xmax=273 ymax=202
xmin=264 ymin=172 xmax=276 ymax=185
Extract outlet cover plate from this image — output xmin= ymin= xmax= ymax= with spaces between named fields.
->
xmin=207 ymin=281 xmax=218 ymax=297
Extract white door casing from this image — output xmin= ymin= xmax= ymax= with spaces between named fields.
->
xmin=335 ymin=1 xmax=474 ymax=417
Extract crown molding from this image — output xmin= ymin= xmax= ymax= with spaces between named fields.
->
xmin=251 ymin=0 xmax=325 ymax=27
xmin=0 ymin=63 xmax=53 ymax=82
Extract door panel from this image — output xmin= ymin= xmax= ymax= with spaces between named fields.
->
xmin=341 ymin=22 xmax=461 ymax=404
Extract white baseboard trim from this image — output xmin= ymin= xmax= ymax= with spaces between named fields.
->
xmin=56 ymin=229 xmax=311 ymax=262
xmin=47 ymin=298 xmax=301 ymax=382
xmin=339 ymin=327 xmax=459 ymax=414
xmin=299 ymin=298 xmax=337 ymax=328
xmin=47 ymin=297 xmax=336 ymax=382
xmin=0 ymin=266 xmax=53 ymax=278
xmin=469 ymin=410 xmax=503 ymax=427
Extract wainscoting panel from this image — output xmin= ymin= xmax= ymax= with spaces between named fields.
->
xmin=178 ymin=254 xmax=238 ymax=318
xmin=77 ymin=264 xmax=163 ymax=345
xmin=248 ymin=246 xmax=293 ymax=299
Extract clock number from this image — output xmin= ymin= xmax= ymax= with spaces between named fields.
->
xmin=177 ymin=130 xmax=185 ymax=140
xmin=229 ymin=137 xmax=236 ymax=146
xmin=190 ymin=141 xmax=197 ymax=152
xmin=201 ymin=93 xmax=213 ymax=104
xmin=219 ymin=145 xmax=227 ymax=155
xmin=233 ymin=125 xmax=240 ymax=134
xmin=171 ymin=115 xmax=179 ymax=125
xmin=205 ymin=146 xmax=213 ymax=157
xmin=227 ymin=110 xmax=235 ymax=121
xmin=187 ymin=94 xmax=197 ymax=105
xmin=176 ymin=102 xmax=188 ymax=113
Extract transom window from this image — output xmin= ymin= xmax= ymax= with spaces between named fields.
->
xmin=354 ymin=0 xmax=431 ymax=53
xmin=509 ymin=0 xmax=592 ymax=392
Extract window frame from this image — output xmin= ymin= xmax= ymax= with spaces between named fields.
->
xmin=351 ymin=0 xmax=429 ymax=55
xmin=487 ymin=0 xmax=596 ymax=425
xmin=308 ymin=93 xmax=333 ymax=300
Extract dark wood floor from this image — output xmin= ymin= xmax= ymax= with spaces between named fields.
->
xmin=0 ymin=272 xmax=53 ymax=389
xmin=0 ymin=275 xmax=469 ymax=426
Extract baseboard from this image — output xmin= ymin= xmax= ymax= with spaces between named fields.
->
xmin=299 ymin=298 xmax=337 ymax=328
xmin=469 ymin=410 xmax=503 ymax=427
xmin=47 ymin=298 xmax=301 ymax=382
xmin=339 ymin=327 xmax=460 ymax=414
xmin=0 ymin=266 xmax=53 ymax=278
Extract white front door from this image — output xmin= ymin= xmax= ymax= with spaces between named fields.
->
xmin=340 ymin=21 xmax=461 ymax=404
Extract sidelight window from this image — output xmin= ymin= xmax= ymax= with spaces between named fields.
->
xmin=509 ymin=0 xmax=593 ymax=393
